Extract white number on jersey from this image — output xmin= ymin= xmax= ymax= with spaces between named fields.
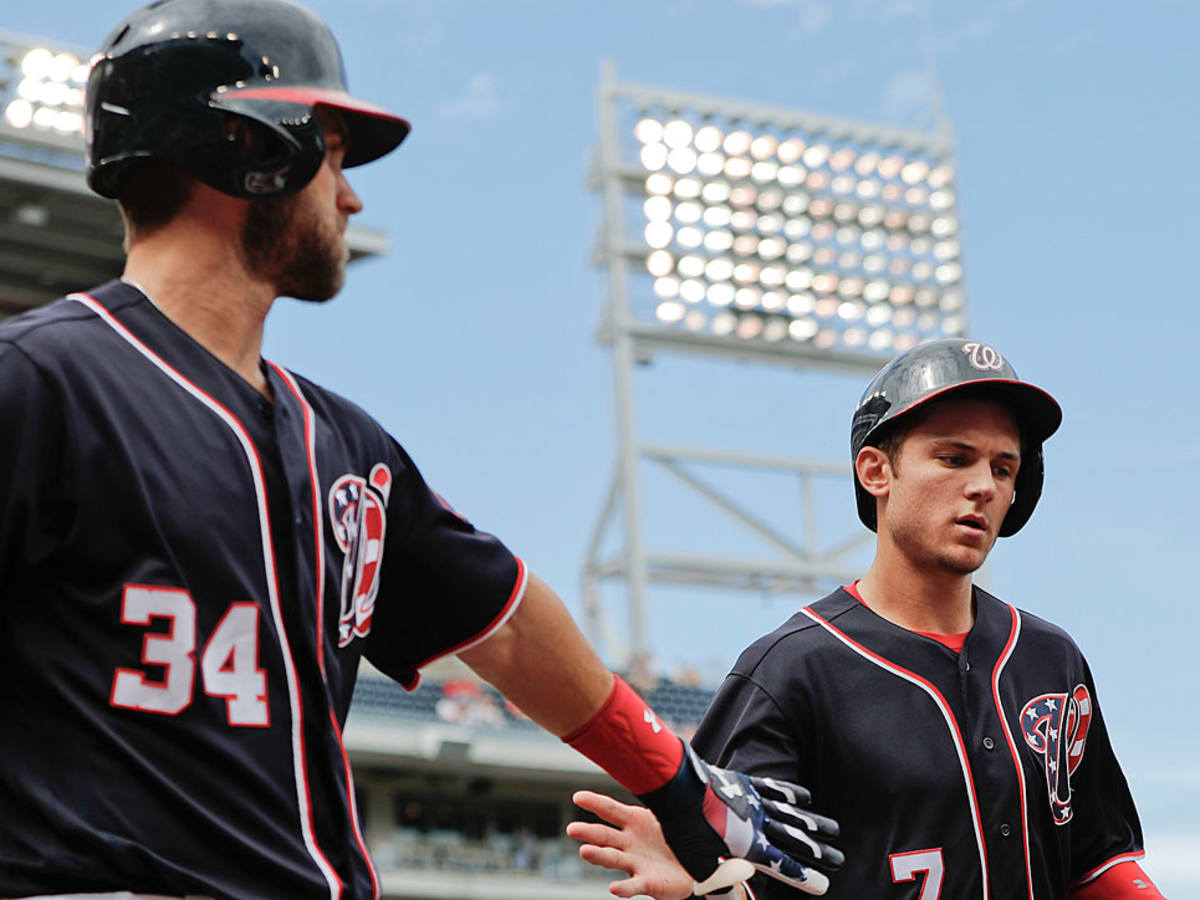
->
xmin=889 ymin=848 xmax=945 ymax=900
xmin=110 ymin=586 xmax=269 ymax=725
xmin=110 ymin=585 xmax=196 ymax=715
xmin=201 ymin=603 xmax=269 ymax=726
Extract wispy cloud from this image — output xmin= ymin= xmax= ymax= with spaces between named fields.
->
xmin=938 ymin=0 xmax=1031 ymax=50
xmin=439 ymin=73 xmax=505 ymax=121
xmin=1137 ymin=761 xmax=1200 ymax=790
xmin=1143 ymin=832 xmax=1200 ymax=885
xmin=849 ymin=0 xmax=921 ymax=23
xmin=1050 ymin=26 xmax=1100 ymax=55
xmin=814 ymin=57 xmax=854 ymax=88
xmin=794 ymin=0 xmax=833 ymax=33
xmin=741 ymin=0 xmax=833 ymax=34
xmin=882 ymin=70 xmax=936 ymax=126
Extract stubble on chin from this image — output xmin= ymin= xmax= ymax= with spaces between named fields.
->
xmin=240 ymin=195 xmax=345 ymax=303
xmin=932 ymin=549 xmax=985 ymax=577
xmin=889 ymin=518 xmax=989 ymax=577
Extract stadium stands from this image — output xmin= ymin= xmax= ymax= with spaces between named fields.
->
xmin=346 ymin=664 xmax=718 ymax=899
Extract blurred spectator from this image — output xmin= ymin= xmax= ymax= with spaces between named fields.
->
xmin=435 ymin=679 xmax=503 ymax=727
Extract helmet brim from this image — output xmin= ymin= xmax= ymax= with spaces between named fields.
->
xmin=870 ymin=377 xmax=1062 ymax=447
xmin=217 ymin=85 xmax=410 ymax=167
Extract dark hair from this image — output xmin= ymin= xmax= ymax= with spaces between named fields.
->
xmin=872 ymin=386 xmax=1026 ymax=474
xmin=874 ymin=417 xmax=918 ymax=474
xmin=117 ymin=160 xmax=195 ymax=246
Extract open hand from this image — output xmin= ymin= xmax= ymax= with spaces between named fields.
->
xmin=568 ymin=790 xmax=698 ymax=899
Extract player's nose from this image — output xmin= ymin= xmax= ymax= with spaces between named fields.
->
xmin=963 ymin=461 xmax=998 ymax=502
xmin=338 ymin=173 xmax=363 ymax=215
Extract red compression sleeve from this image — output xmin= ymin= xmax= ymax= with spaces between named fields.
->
xmin=562 ymin=675 xmax=684 ymax=795
xmin=1070 ymin=861 xmax=1164 ymax=899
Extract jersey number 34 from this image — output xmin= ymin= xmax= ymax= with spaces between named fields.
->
xmin=109 ymin=584 xmax=269 ymax=726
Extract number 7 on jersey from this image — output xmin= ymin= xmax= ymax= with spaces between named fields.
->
xmin=890 ymin=848 xmax=944 ymax=900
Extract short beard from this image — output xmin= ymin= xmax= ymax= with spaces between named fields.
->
xmin=240 ymin=194 xmax=346 ymax=302
xmin=888 ymin=515 xmax=988 ymax=577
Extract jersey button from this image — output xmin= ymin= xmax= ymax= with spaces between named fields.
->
xmin=1000 ymin=823 xmax=1012 ymax=838
xmin=982 ymin=736 xmax=995 ymax=750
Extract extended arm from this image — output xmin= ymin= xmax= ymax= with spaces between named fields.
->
xmin=457 ymin=572 xmax=612 ymax=736
xmin=460 ymin=574 xmax=841 ymax=894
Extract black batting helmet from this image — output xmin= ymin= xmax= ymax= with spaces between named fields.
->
xmin=851 ymin=338 xmax=1062 ymax=537
xmin=85 ymin=0 xmax=410 ymax=200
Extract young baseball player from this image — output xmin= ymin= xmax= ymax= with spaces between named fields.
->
xmin=0 ymin=1 xmax=838 ymax=897
xmin=568 ymin=339 xmax=1165 ymax=899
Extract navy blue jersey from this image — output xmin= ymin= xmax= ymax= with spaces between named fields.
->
xmin=0 ymin=281 xmax=525 ymax=899
xmin=694 ymin=587 xmax=1144 ymax=900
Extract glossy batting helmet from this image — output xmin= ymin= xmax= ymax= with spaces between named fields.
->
xmin=85 ymin=0 xmax=410 ymax=200
xmin=851 ymin=338 xmax=1062 ymax=537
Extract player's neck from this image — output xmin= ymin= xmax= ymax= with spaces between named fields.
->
xmin=124 ymin=224 xmax=275 ymax=398
xmin=857 ymin=547 xmax=974 ymax=635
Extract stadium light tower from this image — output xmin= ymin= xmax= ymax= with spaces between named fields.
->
xmin=585 ymin=62 xmax=966 ymax=666
xmin=0 ymin=31 xmax=388 ymax=314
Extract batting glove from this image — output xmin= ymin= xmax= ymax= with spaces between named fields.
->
xmin=638 ymin=742 xmax=843 ymax=896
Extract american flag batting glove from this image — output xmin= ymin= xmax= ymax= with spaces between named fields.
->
xmin=639 ymin=743 xmax=844 ymax=896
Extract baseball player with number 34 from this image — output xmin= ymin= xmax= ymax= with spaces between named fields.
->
xmin=0 ymin=1 xmax=842 ymax=897
xmin=568 ymin=339 xmax=1166 ymax=899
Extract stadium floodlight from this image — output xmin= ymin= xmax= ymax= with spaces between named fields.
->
xmin=606 ymin=86 xmax=966 ymax=359
xmin=1 ymin=35 xmax=89 ymax=147
xmin=588 ymin=71 xmax=962 ymax=663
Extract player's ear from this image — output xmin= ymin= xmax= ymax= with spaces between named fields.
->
xmin=855 ymin=445 xmax=891 ymax=501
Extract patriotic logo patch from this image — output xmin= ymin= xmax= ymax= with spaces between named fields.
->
xmin=328 ymin=463 xmax=392 ymax=647
xmin=1020 ymin=684 xmax=1093 ymax=825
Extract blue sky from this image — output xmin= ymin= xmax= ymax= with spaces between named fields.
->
xmin=8 ymin=0 xmax=1197 ymax=890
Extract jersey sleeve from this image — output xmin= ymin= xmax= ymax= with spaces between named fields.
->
xmin=693 ymin=673 xmax=805 ymax=779
xmin=362 ymin=441 xmax=524 ymax=689
xmin=1066 ymin=658 xmax=1147 ymax=886
xmin=0 ymin=341 xmax=71 ymax=599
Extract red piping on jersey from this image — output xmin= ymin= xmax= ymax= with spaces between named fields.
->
xmin=990 ymin=604 xmax=1034 ymax=900
xmin=800 ymin=606 xmax=991 ymax=900
xmin=71 ymin=292 xmax=344 ymax=900
xmin=270 ymin=361 xmax=380 ymax=900
xmin=402 ymin=556 xmax=529 ymax=691
xmin=268 ymin=364 xmax=330 ymax=681
xmin=1075 ymin=850 xmax=1147 ymax=885
xmin=844 ymin=582 xmax=969 ymax=652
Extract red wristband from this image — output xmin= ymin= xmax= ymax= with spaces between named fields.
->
xmin=563 ymin=675 xmax=684 ymax=795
